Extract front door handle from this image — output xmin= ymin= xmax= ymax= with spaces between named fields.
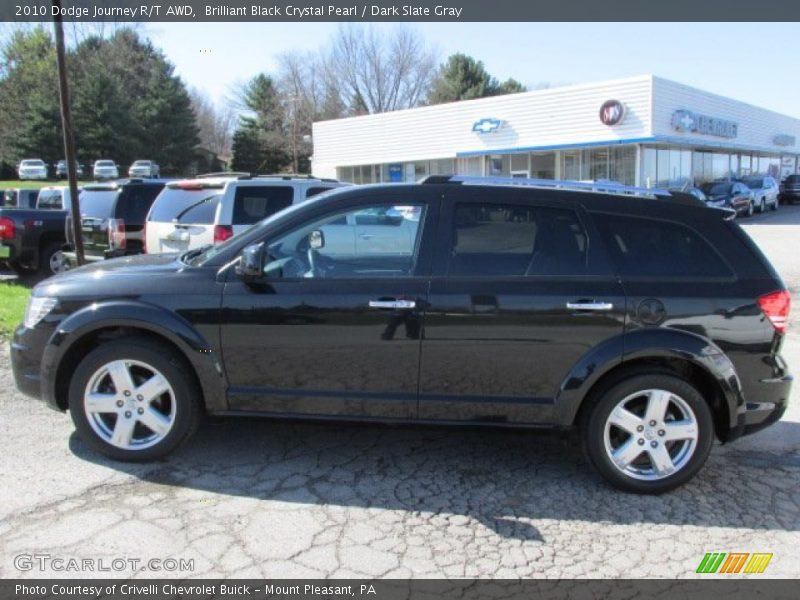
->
xmin=566 ymin=301 xmax=614 ymax=311
xmin=369 ymin=299 xmax=416 ymax=309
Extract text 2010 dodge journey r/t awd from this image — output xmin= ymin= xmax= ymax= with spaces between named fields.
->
xmin=11 ymin=177 xmax=792 ymax=493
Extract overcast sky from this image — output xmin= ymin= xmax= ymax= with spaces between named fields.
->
xmin=142 ymin=22 xmax=800 ymax=118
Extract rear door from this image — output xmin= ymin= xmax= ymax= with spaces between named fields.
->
xmin=418 ymin=187 xmax=625 ymax=424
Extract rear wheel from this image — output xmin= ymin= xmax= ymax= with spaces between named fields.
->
xmin=39 ymin=241 xmax=69 ymax=275
xmin=69 ymin=337 xmax=201 ymax=461
xmin=772 ymin=197 xmax=778 ymax=211
xmin=582 ymin=374 xmax=714 ymax=494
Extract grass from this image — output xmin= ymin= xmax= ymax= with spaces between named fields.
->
xmin=0 ymin=281 xmax=30 ymax=339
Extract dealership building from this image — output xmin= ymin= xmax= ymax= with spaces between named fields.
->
xmin=311 ymin=75 xmax=800 ymax=188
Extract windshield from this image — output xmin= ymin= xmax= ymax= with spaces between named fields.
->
xmin=96 ymin=161 xmax=115 ymax=167
xmin=78 ymin=190 xmax=118 ymax=217
xmin=132 ymin=161 xmax=150 ymax=166
xmin=189 ymin=187 xmax=347 ymax=266
xmin=22 ymin=160 xmax=44 ymax=167
xmin=742 ymin=178 xmax=763 ymax=189
xmin=700 ymin=182 xmax=732 ymax=197
xmin=148 ymin=188 xmax=221 ymax=224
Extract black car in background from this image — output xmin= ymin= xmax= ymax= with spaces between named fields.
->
xmin=64 ymin=179 xmax=169 ymax=265
xmin=699 ymin=181 xmax=754 ymax=216
xmin=11 ymin=177 xmax=792 ymax=494
xmin=780 ymin=174 xmax=800 ymax=204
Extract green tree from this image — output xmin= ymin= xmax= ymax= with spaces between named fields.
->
xmin=231 ymin=74 xmax=290 ymax=174
xmin=0 ymin=27 xmax=62 ymax=168
xmin=427 ymin=53 xmax=527 ymax=104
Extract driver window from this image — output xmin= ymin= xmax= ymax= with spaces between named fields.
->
xmin=264 ymin=203 xmax=427 ymax=279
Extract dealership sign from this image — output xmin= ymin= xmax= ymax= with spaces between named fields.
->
xmin=599 ymin=100 xmax=626 ymax=126
xmin=774 ymin=134 xmax=796 ymax=147
xmin=472 ymin=118 xmax=504 ymax=134
xmin=672 ymin=109 xmax=738 ymax=138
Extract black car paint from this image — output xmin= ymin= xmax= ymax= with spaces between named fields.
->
xmin=10 ymin=184 xmax=791 ymax=442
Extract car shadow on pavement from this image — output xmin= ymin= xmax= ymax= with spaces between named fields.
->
xmin=741 ymin=203 xmax=800 ymax=225
xmin=68 ymin=416 xmax=800 ymax=541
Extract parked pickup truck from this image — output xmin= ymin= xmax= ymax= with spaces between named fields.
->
xmin=0 ymin=207 xmax=70 ymax=275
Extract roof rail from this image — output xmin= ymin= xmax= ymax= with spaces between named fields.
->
xmin=254 ymin=173 xmax=340 ymax=182
xmin=421 ymin=175 xmax=672 ymax=198
xmin=195 ymin=171 xmax=252 ymax=179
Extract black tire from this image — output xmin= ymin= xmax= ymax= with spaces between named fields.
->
xmin=39 ymin=241 xmax=69 ymax=275
xmin=772 ymin=198 xmax=778 ymax=211
xmin=746 ymin=200 xmax=754 ymax=217
xmin=581 ymin=373 xmax=714 ymax=494
xmin=69 ymin=337 xmax=201 ymax=462
xmin=759 ymin=198 xmax=766 ymax=213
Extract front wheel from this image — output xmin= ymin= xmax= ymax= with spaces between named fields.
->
xmin=746 ymin=200 xmax=754 ymax=217
xmin=581 ymin=374 xmax=714 ymax=494
xmin=759 ymin=198 xmax=766 ymax=213
xmin=69 ymin=337 xmax=201 ymax=461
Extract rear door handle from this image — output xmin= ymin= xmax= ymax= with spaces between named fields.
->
xmin=369 ymin=299 xmax=416 ymax=309
xmin=566 ymin=301 xmax=614 ymax=311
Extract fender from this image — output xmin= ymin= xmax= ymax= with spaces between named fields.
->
xmin=556 ymin=327 xmax=742 ymax=428
xmin=40 ymin=300 xmax=226 ymax=412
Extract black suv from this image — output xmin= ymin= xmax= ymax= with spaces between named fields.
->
xmin=780 ymin=174 xmax=800 ymax=204
xmin=11 ymin=177 xmax=792 ymax=494
xmin=64 ymin=179 xmax=169 ymax=265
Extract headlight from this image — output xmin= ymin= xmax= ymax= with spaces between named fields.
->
xmin=24 ymin=296 xmax=57 ymax=329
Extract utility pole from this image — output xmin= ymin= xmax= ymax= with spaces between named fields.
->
xmin=52 ymin=0 xmax=84 ymax=265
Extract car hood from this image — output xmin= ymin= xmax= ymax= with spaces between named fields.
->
xmin=35 ymin=253 xmax=186 ymax=296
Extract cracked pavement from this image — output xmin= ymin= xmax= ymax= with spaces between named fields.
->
xmin=1 ymin=207 xmax=799 ymax=579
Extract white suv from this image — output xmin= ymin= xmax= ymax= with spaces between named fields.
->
xmin=144 ymin=174 xmax=349 ymax=254
xmin=93 ymin=160 xmax=119 ymax=180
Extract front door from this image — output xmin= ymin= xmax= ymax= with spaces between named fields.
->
xmin=221 ymin=190 xmax=438 ymax=419
xmin=419 ymin=188 xmax=626 ymax=424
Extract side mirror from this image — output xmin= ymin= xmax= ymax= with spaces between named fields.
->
xmin=235 ymin=242 xmax=264 ymax=281
xmin=309 ymin=229 xmax=325 ymax=250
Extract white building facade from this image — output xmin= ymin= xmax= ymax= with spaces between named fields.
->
xmin=311 ymin=75 xmax=800 ymax=188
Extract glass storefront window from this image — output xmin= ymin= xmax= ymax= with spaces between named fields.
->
xmin=561 ymin=150 xmax=581 ymax=181
xmin=531 ymin=153 xmax=556 ymax=179
xmin=510 ymin=153 xmax=529 ymax=174
xmin=584 ymin=147 xmax=609 ymax=181
xmin=610 ymin=146 xmax=636 ymax=186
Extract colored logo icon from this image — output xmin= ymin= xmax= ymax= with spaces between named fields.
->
xmin=696 ymin=552 xmax=773 ymax=574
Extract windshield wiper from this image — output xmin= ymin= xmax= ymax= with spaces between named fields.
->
xmin=172 ymin=195 xmax=216 ymax=223
xmin=180 ymin=244 xmax=212 ymax=264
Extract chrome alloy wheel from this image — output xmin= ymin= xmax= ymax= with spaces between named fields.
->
xmin=50 ymin=251 xmax=69 ymax=274
xmin=83 ymin=359 xmax=176 ymax=450
xmin=603 ymin=388 xmax=699 ymax=481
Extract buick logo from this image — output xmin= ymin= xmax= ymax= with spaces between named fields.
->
xmin=599 ymin=100 xmax=626 ymax=126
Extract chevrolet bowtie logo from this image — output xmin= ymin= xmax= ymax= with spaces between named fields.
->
xmin=472 ymin=118 xmax=504 ymax=134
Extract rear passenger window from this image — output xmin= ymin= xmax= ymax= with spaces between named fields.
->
xmin=233 ymin=186 xmax=293 ymax=225
xmin=306 ymin=186 xmax=333 ymax=198
xmin=593 ymin=214 xmax=732 ymax=278
xmin=449 ymin=204 xmax=588 ymax=277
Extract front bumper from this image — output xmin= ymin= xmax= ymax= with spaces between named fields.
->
xmin=10 ymin=323 xmax=61 ymax=410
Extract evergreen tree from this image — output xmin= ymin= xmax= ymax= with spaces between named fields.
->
xmin=231 ymin=74 xmax=290 ymax=174
xmin=428 ymin=53 xmax=527 ymax=105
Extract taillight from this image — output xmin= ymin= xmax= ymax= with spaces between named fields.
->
xmin=143 ymin=222 xmax=147 ymax=254
xmin=757 ymin=290 xmax=791 ymax=334
xmin=213 ymin=224 xmax=233 ymax=244
xmin=108 ymin=218 xmax=126 ymax=250
xmin=0 ymin=217 xmax=15 ymax=239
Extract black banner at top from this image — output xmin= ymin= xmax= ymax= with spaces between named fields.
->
xmin=4 ymin=0 xmax=800 ymax=22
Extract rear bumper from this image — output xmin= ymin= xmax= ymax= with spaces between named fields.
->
xmin=728 ymin=373 xmax=792 ymax=440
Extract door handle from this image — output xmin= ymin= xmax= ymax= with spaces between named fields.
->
xmin=566 ymin=301 xmax=614 ymax=311
xmin=359 ymin=234 xmax=375 ymax=240
xmin=369 ymin=299 xmax=416 ymax=309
